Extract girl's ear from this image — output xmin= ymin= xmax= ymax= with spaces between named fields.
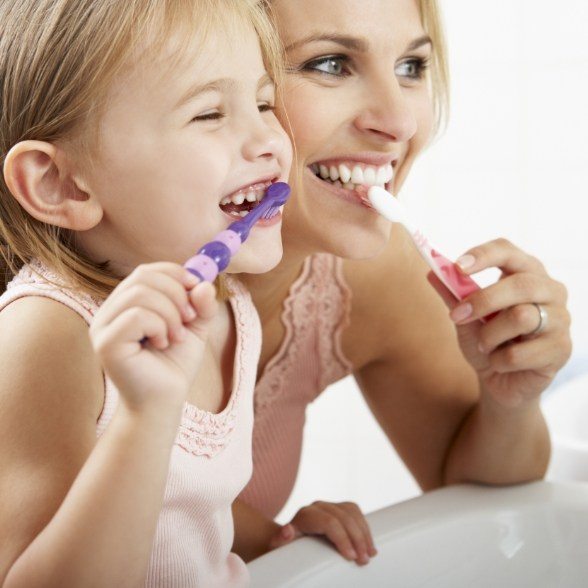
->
xmin=3 ymin=140 xmax=103 ymax=231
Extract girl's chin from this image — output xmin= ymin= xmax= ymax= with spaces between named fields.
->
xmin=227 ymin=246 xmax=284 ymax=275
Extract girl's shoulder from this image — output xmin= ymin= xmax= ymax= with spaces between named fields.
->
xmin=0 ymin=295 xmax=104 ymax=423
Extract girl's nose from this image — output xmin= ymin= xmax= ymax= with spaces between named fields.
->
xmin=242 ymin=114 xmax=289 ymax=163
xmin=353 ymin=77 xmax=418 ymax=143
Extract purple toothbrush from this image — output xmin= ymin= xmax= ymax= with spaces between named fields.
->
xmin=184 ymin=181 xmax=291 ymax=283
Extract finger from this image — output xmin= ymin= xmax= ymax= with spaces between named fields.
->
xmin=294 ymin=508 xmax=358 ymax=561
xmin=110 ymin=266 xmax=198 ymax=323
xmin=186 ymin=282 xmax=218 ymax=335
xmin=450 ymin=273 xmax=554 ymax=326
xmin=477 ymin=303 xmax=564 ymax=353
xmin=341 ymin=502 xmax=377 ymax=557
xmin=268 ymin=524 xmax=302 ymax=549
xmin=94 ymin=284 xmax=186 ymax=343
xmin=92 ymin=307 xmax=169 ymax=359
xmin=488 ymin=335 xmax=571 ymax=378
xmin=456 ymin=238 xmax=546 ymax=277
xmin=128 ymin=262 xmax=200 ymax=290
xmin=327 ymin=503 xmax=373 ymax=564
xmin=426 ymin=271 xmax=461 ymax=310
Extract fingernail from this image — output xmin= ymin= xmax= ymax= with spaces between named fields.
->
xmin=184 ymin=271 xmax=199 ymax=287
xmin=347 ymin=549 xmax=358 ymax=560
xmin=456 ymin=254 xmax=475 ymax=271
xmin=184 ymin=304 xmax=197 ymax=321
xmin=282 ymin=526 xmax=294 ymax=539
xmin=450 ymin=303 xmax=473 ymax=323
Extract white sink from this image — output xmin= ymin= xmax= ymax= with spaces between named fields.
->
xmin=248 ymin=482 xmax=588 ymax=587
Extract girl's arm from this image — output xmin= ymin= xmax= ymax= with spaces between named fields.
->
xmin=1 ymin=263 xmax=217 ymax=588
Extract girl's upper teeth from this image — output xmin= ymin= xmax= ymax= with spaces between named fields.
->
xmin=313 ymin=162 xmax=394 ymax=187
xmin=221 ymin=185 xmax=267 ymax=207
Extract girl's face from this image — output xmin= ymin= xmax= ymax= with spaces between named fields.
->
xmin=272 ymin=0 xmax=434 ymax=259
xmin=77 ymin=22 xmax=292 ymax=276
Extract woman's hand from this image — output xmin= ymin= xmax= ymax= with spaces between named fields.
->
xmin=90 ymin=262 xmax=218 ymax=413
xmin=269 ymin=501 xmax=377 ymax=566
xmin=432 ymin=238 xmax=572 ymax=407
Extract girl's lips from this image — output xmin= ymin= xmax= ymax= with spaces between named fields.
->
xmin=220 ymin=207 xmax=283 ymax=227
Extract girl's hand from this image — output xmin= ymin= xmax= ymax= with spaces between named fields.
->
xmin=269 ymin=501 xmax=377 ymax=566
xmin=431 ymin=238 xmax=572 ymax=407
xmin=90 ymin=263 xmax=218 ymax=412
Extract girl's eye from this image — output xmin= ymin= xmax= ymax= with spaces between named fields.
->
xmin=258 ymin=103 xmax=276 ymax=113
xmin=395 ymin=57 xmax=430 ymax=81
xmin=301 ymin=55 xmax=351 ymax=77
xmin=191 ymin=111 xmax=226 ymax=122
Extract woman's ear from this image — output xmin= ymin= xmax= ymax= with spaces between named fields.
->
xmin=3 ymin=140 xmax=103 ymax=231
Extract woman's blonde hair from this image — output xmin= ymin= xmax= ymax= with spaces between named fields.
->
xmin=0 ymin=0 xmax=284 ymax=297
xmin=418 ymin=0 xmax=450 ymax=136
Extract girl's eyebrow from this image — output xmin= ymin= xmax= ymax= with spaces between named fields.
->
xmin=284 ymin=33 xmax=432 ymax=53
xmin=175 ymin=74 xmax=274 ymax=110
xmin=175 ymin=78 xmax=235 ymax=110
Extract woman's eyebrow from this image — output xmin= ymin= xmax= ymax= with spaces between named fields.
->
xmin=284 ymin=33 xmax=432 ymax=53
xmin=407 ymin=35 xmax=432 ymax=51
xmin=284 ymin=34 xmax=368 ymax=53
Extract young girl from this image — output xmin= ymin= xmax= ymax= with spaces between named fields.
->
xmin=0 ymin=1 xmax=291 ymax=586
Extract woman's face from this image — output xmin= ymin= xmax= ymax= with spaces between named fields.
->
xmin=272 ymin=0 xmax=435 ymax=259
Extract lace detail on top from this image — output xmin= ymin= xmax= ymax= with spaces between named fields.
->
xmin=3 ymin=261 xmax=260 ymax=458
xmin=176 ymin=276 xmax=259 ymax=458
xmin=255 ymin=253 xmax=353 ymax=414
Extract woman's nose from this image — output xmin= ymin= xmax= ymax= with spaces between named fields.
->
xmin=353 ymin=77 xmax=418 ymax=143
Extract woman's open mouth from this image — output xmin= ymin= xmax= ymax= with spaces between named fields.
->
xmin=309 ymin=161 xmax=394 ymax=207
xmin=311 ymin=161 xmax=393 ymax=191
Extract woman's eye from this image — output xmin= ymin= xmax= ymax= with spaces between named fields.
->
xmin=395 ymin=57 xmax=430 ymax=81
xmin=302 ymin=55 xmax=351 ymax=77
xmin=191 ymin=111 xmax=226 ymax=122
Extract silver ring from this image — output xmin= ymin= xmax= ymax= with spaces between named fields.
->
xmin=528 ymin=303 xmax=548 ymax=336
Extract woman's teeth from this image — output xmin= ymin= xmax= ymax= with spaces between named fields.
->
xmin=311 ymin=162 xmax=393 ymax=191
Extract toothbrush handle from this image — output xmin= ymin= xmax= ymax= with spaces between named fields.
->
xmin=428 ymin=248 xmax=498 ymax=323
xmin=183 ymin=182 xmax=291 ymax=283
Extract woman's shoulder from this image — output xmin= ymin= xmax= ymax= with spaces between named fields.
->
xmin=341 ymin=227 xmax=450 ymax=362
xmin=0 ymin=296 xmax=104 ymax=422
xmin=342 ymin=227 xmax=428 ymax=312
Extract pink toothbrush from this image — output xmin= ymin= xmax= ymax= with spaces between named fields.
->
xmin=368 ymin=186 xmax=483 ymax=303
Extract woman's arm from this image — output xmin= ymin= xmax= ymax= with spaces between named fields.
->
xmin=347 ymin=230 xmax=565 ymax=489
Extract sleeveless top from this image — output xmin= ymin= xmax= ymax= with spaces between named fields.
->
xmin=0 ymin=260 xmax=261 ymax=588
xmin=239 ymin=253 xmax=353 ymax=518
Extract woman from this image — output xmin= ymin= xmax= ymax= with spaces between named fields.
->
xmin=234 ymin=0 xmax=571 ymax=566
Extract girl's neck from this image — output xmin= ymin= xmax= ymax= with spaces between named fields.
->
xmin=239 ymin=238 xmax=311 ymax=325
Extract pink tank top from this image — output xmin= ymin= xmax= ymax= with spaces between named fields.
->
xmin=0 ymin=260 xmax=261 ymax=587
xmin=240 ymin=253 xmax=353 ymax=518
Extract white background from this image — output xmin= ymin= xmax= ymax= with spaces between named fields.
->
xmin=277 ymin=0 xmax=588 ymax=523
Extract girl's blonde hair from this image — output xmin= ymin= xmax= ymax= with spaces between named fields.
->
xmin=0 ymin=0 xmax=284 ymax=297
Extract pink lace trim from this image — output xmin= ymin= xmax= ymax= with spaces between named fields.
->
xmin=175 ymin=276 xmax=259 ymax=458
xmin=5 ymin=262 xmax=259 ymax=459
xmin=255 ymin=254 xmax=353 ymax=413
